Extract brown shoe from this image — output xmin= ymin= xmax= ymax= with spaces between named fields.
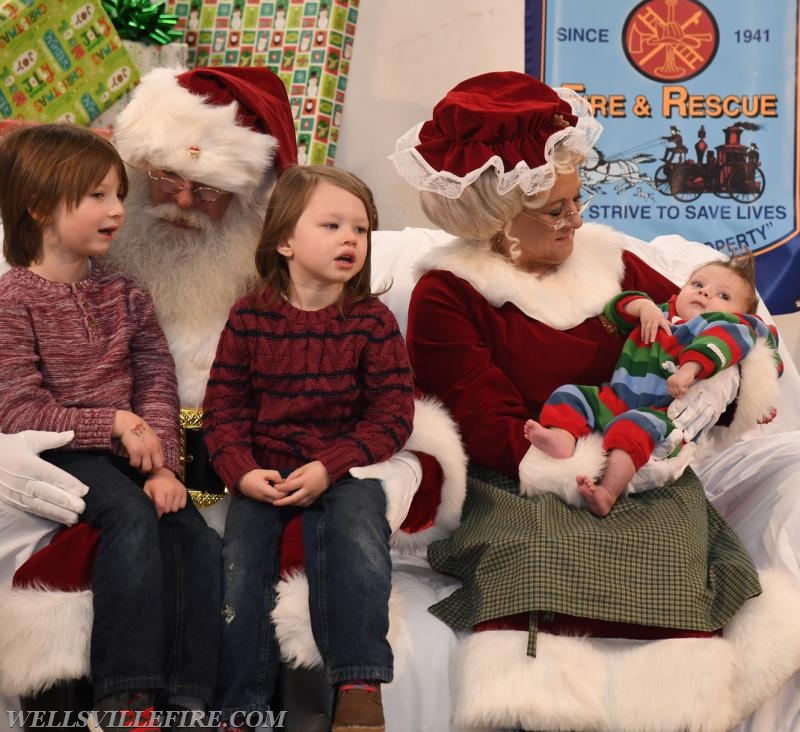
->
xmin=332 ymin=684 xmax=385 ymax=731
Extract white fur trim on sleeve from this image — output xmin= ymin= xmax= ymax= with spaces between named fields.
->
xmin=389 ymin=397 xmax=467 ymax=554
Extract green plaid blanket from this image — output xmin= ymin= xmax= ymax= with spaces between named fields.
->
xmin=427 ymin=464 xmax=761 ymax=656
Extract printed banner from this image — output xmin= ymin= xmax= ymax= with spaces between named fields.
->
xmin=526 ymin=0 xmax=800 ymax=315
xmin=0 ymin=0 xmax=139 ymax=124
xmin=165 ymin=0 xmax=359 ymax=166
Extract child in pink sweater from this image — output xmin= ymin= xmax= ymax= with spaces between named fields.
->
xmin=0 ymin=124 xmax=220 ymax=725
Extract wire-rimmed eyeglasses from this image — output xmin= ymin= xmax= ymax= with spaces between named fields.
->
xmin=146 ymin=166 xmax=228 ymax=203
xmin=520 ymin=192 xmax=594 ymax=230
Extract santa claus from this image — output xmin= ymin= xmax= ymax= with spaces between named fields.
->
xmin=0 ymin=67 xmax=466 ymax=728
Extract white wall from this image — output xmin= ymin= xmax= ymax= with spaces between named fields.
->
xmin=334 ymin=3 xmax=800 ymax=366
xmin=336 ymin=1 xmax=525 ymax=231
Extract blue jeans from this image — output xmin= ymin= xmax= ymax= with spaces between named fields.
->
xmin=217 ymin=475 xmax=393 ymax=716
xmin=43 ymin=451 xmax=222 ymax=704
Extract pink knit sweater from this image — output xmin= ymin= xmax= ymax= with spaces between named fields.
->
xmin=0 ymin=263 xmax=180 ymax=474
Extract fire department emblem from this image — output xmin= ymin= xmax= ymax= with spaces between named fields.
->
xmin=623 ymin=0 xmax=719 ymax=82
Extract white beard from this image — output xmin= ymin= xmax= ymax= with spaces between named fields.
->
xmin=106 ymin=172 xmax=267 ymax=406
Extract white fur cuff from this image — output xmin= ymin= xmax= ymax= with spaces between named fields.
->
xmin=0 ymin=587 xmax=92 ymax=696
xmin=389 ymin=397 xmax=467 ymax=554
xmin=518 ymin=433 xmax=606 ymax=506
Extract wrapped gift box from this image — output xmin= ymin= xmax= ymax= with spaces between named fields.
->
xmin=166 ymin=0 xmax=359 ymax=165
xmin=0 ymin=0 xmax=139 ymax=124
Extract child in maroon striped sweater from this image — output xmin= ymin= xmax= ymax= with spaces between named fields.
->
xmin=0 ymin=124 xmax=221 ymax=726
xmin=203 ymin=165 xmax=414 ymax=732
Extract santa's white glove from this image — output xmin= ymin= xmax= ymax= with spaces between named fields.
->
xmin=667 ymin=367 xmax=739 ymax=442
xmin=0 ymin=431 xmax=88 ymax=525
xmin=628 ymin=436 xmax=697 ymax=494
xmin=349 ymin=450 xmax=422 ymax=533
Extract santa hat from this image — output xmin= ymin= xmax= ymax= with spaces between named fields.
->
xmin=391 ymin=71 xmax=602 ymax=199
xmin=114 ymin=66 xmax=298 ymax=196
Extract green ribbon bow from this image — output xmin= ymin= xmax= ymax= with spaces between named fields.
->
xmin=102 ymin=0 xmax=183 ymax=45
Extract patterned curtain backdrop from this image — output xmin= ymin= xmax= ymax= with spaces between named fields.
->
xmin=164 ymin=0 xmax=359 ymax=165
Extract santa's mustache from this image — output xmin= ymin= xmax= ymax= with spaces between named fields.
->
xmin=145 ymin=202 xmax=211 ymax=231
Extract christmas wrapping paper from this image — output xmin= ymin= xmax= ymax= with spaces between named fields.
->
xmin=165 ymin=0 xmax=359 ymax=165
xmin=0 ymin=0 xmax=139 ymax=123
xmin=91 ymin=38 xmax=187 ymax=128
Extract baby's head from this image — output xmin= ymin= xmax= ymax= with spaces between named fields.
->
xmin=675 ymin=252 xmax=758 ymax=320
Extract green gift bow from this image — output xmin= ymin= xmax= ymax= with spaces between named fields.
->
xmin=102 ymin=0 xmax=183 ymax=45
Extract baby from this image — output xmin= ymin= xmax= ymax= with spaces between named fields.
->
xmin=524 ymin=254 xmax=781 ymax=516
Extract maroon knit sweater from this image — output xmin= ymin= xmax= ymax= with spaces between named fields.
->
xmin=0 ymin=264 xmax=180 ymax=474
xmin=203 ymin=288 xmax=415 ymax=489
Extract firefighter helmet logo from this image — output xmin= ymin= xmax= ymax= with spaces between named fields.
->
xmin=622 ymin=0 xmax=719 ymax=82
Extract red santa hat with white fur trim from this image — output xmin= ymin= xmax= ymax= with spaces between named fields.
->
xmin=114 ymin=66 xmax=298 ymax=196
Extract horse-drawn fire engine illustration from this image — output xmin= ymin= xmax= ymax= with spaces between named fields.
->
xmin=653 ymin=122 xmax=764 ymax=202
xmin=581 ymin=146 xmax=658 ymax=195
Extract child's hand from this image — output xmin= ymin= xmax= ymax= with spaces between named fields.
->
xmin=273 ymin=460 xmax=330 ymax=508
xmin=144 ymin=468 xmax=187 ymax=517
xmin=237 ymin=468 xmax=288 ymax=503
xmin=668 ymin=363 xmax=702 ymax=399
xmin=113 ymin=410 xmax=163 ymax=473
xmin=636 ymin=300 xmax=671 ymax=344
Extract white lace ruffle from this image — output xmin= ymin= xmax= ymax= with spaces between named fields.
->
xmin=390 ymin=87 xmax=603 ymax=199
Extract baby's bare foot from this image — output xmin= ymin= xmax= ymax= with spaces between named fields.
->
xmin=524 ymin=420 xmax=575 ymax=458
xmin=576 ymin=474 xmax=616 ymax=517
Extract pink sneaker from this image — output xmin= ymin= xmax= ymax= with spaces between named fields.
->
xmin=88 ymin=691 xmax=160 ymax=732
